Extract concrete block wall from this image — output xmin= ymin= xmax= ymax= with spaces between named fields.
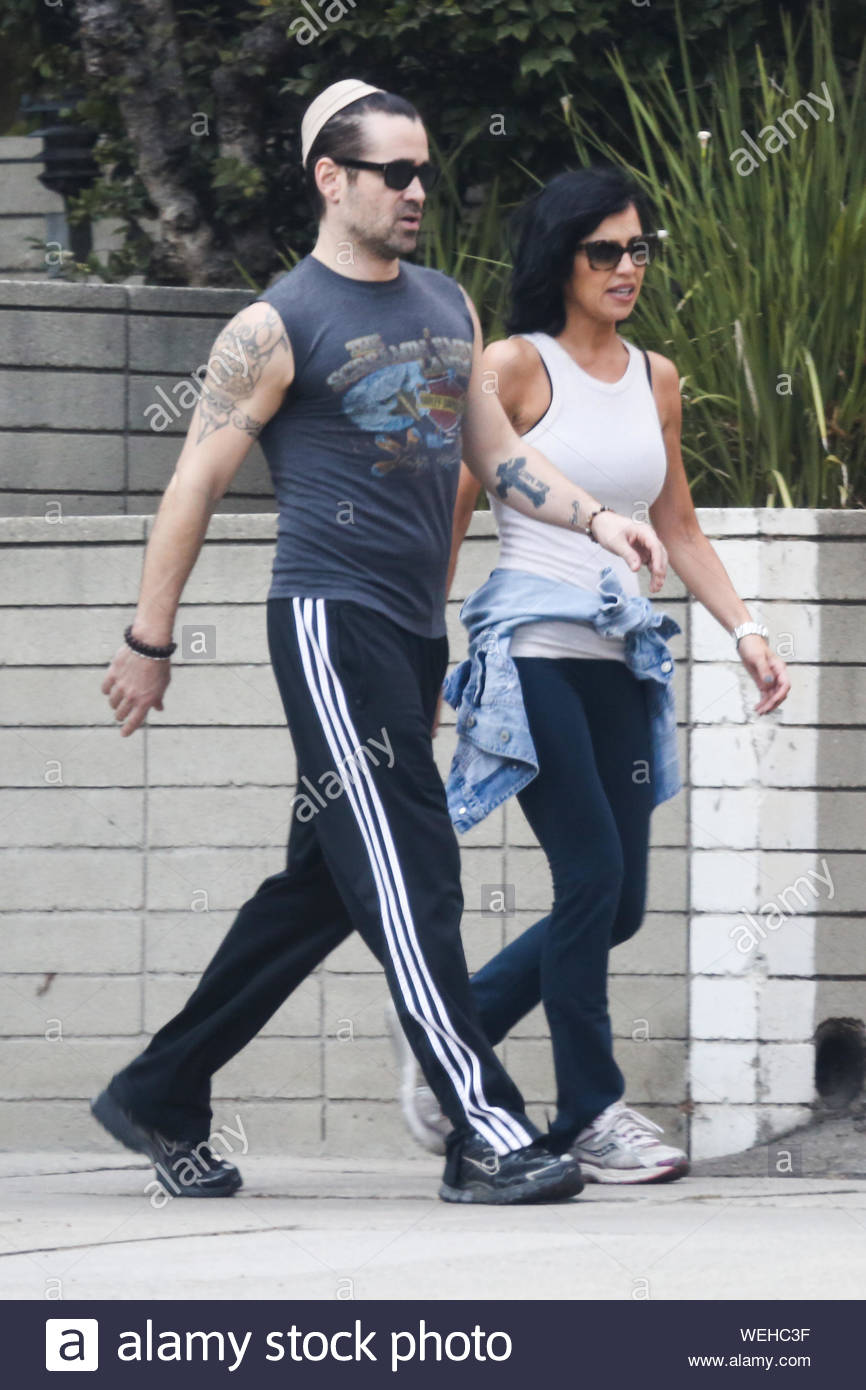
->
xmin=0 ymin=276 xmax=277 ymax=516
xmin=0 ymin=138 xmax=64 ymax=279
xmin=1 ymin=506 xmax=863 ymax=1159
xmin=686 ymin=509 xmax=866 ymax=1157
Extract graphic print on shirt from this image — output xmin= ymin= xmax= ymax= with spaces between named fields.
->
xmin=326 ymin=328 xmax=471 ymax=476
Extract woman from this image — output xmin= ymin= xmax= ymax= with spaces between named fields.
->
xmin=391 ymin=166 xmax=791 ymax=1182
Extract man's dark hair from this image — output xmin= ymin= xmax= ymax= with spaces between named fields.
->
xmin=304 ymin=91 xmax=422 ymax=218
xmin=506 ymin=166 xmax=653 ymax=337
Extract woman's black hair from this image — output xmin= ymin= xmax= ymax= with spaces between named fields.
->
xmin=304 ymin=91 xmax=421 ymax=218
xmin=506 ymin=166 xmax=653 ymax=337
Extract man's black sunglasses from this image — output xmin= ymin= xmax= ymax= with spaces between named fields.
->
xmin=576 ymin=233 xmax=663 ymax=270
xmin=335 ymin=157 xmax=440 ymax=193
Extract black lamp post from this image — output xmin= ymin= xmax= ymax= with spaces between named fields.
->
xmin=18 ymin=95 xmax=99 ymax=268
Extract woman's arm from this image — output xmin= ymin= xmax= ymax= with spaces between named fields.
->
xmin=648 ymin=353 xmax=790 ymax=715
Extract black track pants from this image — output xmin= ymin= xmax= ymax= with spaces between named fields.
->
xmin=110 ymin=596 xmax=537 ymax=1155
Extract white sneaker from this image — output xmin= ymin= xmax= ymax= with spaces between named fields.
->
xmin=385 ymin=1001 xmax=454 ymax=1155
xmin=572 ymin=1102 xmax=689 ymax=1184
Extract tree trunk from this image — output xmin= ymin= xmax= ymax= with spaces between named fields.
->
xmin=209 ymin=16 xmax=292 ymax=284
xmin=76 ymin=0 xmax=236 ymax=284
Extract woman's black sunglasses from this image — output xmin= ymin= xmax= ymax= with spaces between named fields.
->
xmin=576 ymin=233 xmax=663 ymax=270
xmin=335 ymin=157 xmax=440 ymax=193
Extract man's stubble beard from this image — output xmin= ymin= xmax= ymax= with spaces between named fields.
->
xmin=345 ymin=213 xmax=421 ymax=263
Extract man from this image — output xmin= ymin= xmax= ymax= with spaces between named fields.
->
xmin=92 ymin=79 xmax=667 ymax=1204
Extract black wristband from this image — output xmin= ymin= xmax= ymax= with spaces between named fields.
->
xmin=124 ymin=624 xmax=177 ymax=659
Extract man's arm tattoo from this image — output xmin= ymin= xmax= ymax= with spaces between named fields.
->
xmin=195 ymin=305 xmax=289 ymax=444
xmin=493 ymin=456 xmax=550 ymax=508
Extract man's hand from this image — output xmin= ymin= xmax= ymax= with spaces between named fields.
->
xmin=102 ymin=646 xmax=171 ymax=737
xmin=736 ymin=634 xmax=791 ymax=715
xmin=590 ymin=512 xmax=668 ymax=594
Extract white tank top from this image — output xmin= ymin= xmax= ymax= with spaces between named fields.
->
xmin=487 ymin=331 xmax=668 ymax=661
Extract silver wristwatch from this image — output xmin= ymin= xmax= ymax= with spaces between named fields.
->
xmin=732 ymin=620 xmax=769 ymax=648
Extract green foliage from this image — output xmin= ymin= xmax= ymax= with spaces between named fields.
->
xmin=4 ymin=0 xmax=864 ymax=507
xmin=563 ymin=1 xmax=866 ymax=506
xmin=210 ymin=157 xmax=268 ymax=222
xmin=0 ymin=0 xmax=833 ymax=282
xmin=271 ymin=0 xmax=812 ymax=190
xmin=413 ymin=128 xmax=513 ymax=337
xmin=0 ymin=0 xmax=83 ymax=127
xmin=410 ymin=2 xmax=866 ymax=508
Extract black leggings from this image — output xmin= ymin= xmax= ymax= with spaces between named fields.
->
xmin=471 ymin=656 xmax=655 ymax=1148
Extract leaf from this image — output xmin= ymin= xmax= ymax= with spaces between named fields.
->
xmin=769 ymin=469 xmax=794 ymax=507
xmin=500 ymin=21 xmax=532 ymax=40
xmin=519 ymin=53 xmax=554 ymax=77
xmin=801 ymin=347 xmax=829 ymax=452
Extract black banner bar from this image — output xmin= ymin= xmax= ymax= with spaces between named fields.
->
xmin=4 ymin=1299 xmax=858 ymax=1387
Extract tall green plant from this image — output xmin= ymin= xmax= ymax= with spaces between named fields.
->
xmin=415 ymin=127 xmax=513 ymax=338
xmin=562 ymin=2 xmax=866 ymax=507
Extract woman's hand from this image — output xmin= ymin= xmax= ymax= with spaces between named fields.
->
xmin=737 ymin=634 xmax=790 ymax=715
xmin=590 ymin=511 xmax=668 ymax=594
xmin=101 ymin=645 xmax=171 ymax=737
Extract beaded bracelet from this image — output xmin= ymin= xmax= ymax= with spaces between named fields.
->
xmin=124 ymin=624 xmax=177 ymax=661
xmin=586 ymin=504 xmax=612 ymax=541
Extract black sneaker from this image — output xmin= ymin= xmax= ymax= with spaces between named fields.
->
xmin=439 ymin=1134 xmax=584 ymax=1205
xmin=91 ymin=1086 xmax=242 ymax=1198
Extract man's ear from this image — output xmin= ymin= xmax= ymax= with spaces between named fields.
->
xmin=315 ymin=156 xmax=343 ymax=206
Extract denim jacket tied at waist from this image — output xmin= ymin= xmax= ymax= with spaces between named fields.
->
xmin=441 ymin=567 xmax=682 ymax=832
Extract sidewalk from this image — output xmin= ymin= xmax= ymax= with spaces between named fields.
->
xmin=2 ymin=1153 xmax=865 ymax=1301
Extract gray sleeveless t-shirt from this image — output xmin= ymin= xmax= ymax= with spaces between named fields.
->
xmin=255 ymin=255 xmax=475 ymax=638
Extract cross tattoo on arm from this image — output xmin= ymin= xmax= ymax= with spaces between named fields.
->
xmin=493 ymin=456 xmax=550 ymax=507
